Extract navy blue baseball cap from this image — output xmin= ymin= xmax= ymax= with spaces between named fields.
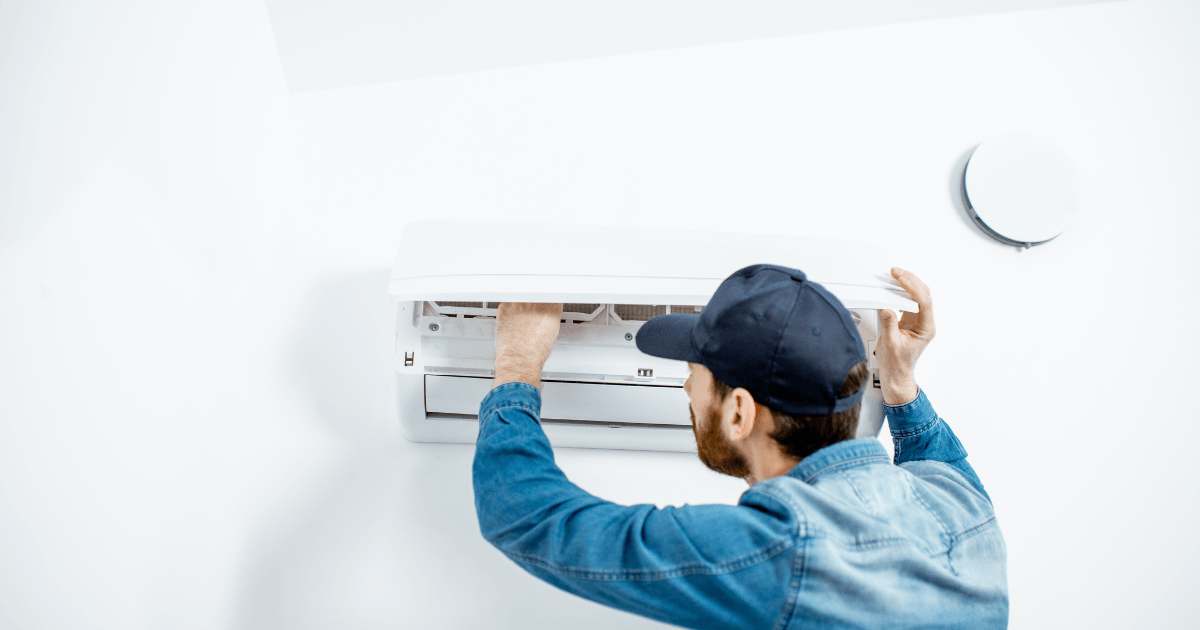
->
xmin=636 ymin=264 xmax=867 ymax=415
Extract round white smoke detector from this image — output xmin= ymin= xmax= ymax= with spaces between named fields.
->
xmin=961 ymin=131 xmax=1079 ymax=249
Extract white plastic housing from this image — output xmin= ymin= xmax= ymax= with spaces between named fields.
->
xmin=963 ymin=131 xmax=1080 ymax=247
xmin=390 ymin=221 xmax=918 ymax=453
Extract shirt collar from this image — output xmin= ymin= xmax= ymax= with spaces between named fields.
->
xmin=785 ymin=438 xmax=890 ymax=484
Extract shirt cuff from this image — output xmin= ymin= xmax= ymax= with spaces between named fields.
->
xmin=479 ymin=381 xmax=542 ymax=422
xmin=883 ymin=387 xmax=937 ymax=434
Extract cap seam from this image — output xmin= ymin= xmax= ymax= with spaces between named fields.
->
xmin=765 ymin=283 xmax=803 ymax=410
xmin=810 ymin=284 xmax=866 ymax=401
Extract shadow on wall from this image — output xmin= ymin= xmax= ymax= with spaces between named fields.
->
xmin=231 ymin=270 xmax=522 ymax=629
xmin=948 ymin=143 xmax=995 ymax=246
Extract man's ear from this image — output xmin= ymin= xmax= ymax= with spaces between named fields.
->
xmin=725 ymin=388 xmax=759 ymax=442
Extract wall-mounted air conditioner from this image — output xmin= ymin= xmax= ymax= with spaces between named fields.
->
xmin=390 ymin=221 xmax=917 ymax=453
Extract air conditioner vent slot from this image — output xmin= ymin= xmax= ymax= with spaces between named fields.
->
xmin=611 ymin=304 xmax=705 ymax=321
xmin=424 ymin=302 xmax=704 ymax=324
xmin=424 ymin=374 xmax=691 ymax=427
xmin=435 ymin=301 xmax=603 ymax=313
xmin=613 ymin=304 xmax=665 ymax=321
xmin=426 ymin=412 xmax=690 ymax=431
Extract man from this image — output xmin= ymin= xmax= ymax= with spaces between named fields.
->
xmin=473 ymin=264 xmax=1007 ymax=629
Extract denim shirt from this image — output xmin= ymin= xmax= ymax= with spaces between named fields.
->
xmin=473 ymin=383 xmax=1008 ymax=629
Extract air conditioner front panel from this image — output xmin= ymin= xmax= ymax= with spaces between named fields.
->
xmin=425 ymin=375 xmax=692 ymax=427
xmin=396 ymin=372 xmax=698 ymax=453
xmin=390 ymin=221 xmax=918 ymax=313
xmin=390 ymin=275 xmax=725 ymax=307
xmin=394 ymin=221 xmax=888 ymax=284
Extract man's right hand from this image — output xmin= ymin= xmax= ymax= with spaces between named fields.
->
xmin=876 ymin=267 xmax=935 ymax=405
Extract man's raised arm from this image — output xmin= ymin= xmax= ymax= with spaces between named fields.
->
xmin=876 ymin=268 xmax=990 ymax=502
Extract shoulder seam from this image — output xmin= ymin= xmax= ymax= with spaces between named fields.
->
xmin=900 ymin=460 xmax=993 ymax=506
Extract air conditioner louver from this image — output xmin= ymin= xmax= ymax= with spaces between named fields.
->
xmin=424 ymin=302 xmax=704 ymax=324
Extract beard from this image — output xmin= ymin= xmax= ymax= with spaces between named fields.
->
xmin=691 ymin=403 xmax=751 ymax=479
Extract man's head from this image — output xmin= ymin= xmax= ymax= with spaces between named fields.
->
xmin=636 ymin=264 xmax=869 ymax=484
xmin=684 ymin=360 xmax=868 ymax=482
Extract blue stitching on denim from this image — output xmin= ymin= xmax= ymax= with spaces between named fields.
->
xmin=485 ymin=382 xmax=538 ymax=397
xmin=501 ymin=483 xmax=805 ymax=583
xmin=800 ymin=454 xmax=890 ymax=483
xmin=749 ymin=483 xmax=806 ymax=520
xmin=479 ymin=401 xmax=543 ymax=426
xmin=773 ymin=535 xmax=809 ymax=630
xmin=949 ymin=516 xmax=998 ymax=544
xmin=837 ymin=468 xmax=883 ymax=518
xmin=503 ymin=536 xmax=796 ymax=582
xmin=480 ymin=382 xmax=540 ymax=406
xmin=900 ymin=460 xmax=986 ymax=499
xmin=942 ymin=517 xmax=999 ymax=578
xmin=902 ymin=473 xmax=954 ymax=552
xmin=889 ymin=416 xmax=941 ymax=439
xmin=485 ymin=381 xmax=803 ymax=582
xmin=842 ymin=537 xmax=910 ymax=550
xmin=487 ymin=402 xmax=540 ymax=414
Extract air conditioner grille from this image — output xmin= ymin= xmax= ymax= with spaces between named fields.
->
xmin=434 ymin=301 xmax=605 ymax=311
xmin=425 ymin=302 xmax=704 ymax=323
xmin=613 ymin=304 xmax=665 ymax=321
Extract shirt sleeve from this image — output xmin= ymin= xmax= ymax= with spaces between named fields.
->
xmin=472 ymin=382 xmax=799 ymax=630
xmin=884 ymin=387 xmax=991 ymax=502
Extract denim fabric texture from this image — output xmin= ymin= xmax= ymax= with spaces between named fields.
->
xmin=473 ymin=382 xmax=1008 ymax=629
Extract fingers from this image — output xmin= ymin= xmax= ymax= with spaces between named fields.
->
xmin=890 ymin=267 xmax=931 ymax=304
xmin=497 ymin=302 xmax=564 ymax=315
xmin=496 ymin=303 xmax=565 ymax=333
xmin=890 ymin=267 xmax=935 ymax=338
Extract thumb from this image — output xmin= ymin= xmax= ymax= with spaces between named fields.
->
xmin=878 ymin=309 xmax=899 ymax=337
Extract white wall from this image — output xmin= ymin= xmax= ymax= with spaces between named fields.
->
xmin=0 ymin=1 xmax=293 ymax=628
xmin=2 ymin=1 xmax=1198 ymax=629
xmin=263 ymin=0 xmax=1119 ymax=91
xmin=271 ymin=1 xmax=1200 ymax=627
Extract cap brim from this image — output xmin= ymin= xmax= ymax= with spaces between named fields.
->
xmin=634 ymin=313 xmax=704 ymax=363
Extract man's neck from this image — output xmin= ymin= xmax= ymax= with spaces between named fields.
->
xmin=743 ymin=443 xmax=802 ymax=486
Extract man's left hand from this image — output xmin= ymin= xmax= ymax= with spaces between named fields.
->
xmin=493 ymin=302 xmax=564 ymax=389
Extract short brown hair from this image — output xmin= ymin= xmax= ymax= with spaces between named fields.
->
xmin=709 ymin=361 xmax=869 ymax=460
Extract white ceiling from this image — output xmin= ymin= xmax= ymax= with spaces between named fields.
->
xmin=264 ymin=0 xmax=1120 ymax=92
